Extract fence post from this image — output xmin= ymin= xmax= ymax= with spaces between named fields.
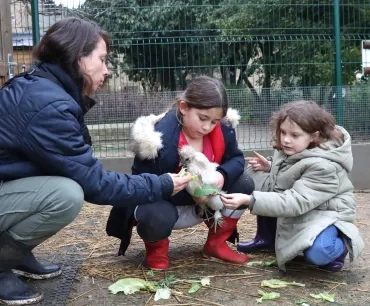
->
xmin=31 ymin=0 xmax=40 ymax=46
xmin=333 ymin=0 xmax=343 ymax=125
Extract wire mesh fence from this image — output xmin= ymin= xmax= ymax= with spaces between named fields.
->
xmin=86 ymin=84 xmax=370 ymax=157
xmin=8 ymin=1 xmax=370 ymax=157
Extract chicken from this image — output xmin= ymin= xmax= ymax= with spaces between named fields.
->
xmin=178 ymin=145 xmax=226 ymax=229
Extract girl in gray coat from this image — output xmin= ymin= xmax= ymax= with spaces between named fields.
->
xmin=220 ymin=100 xmax=364 ymax=272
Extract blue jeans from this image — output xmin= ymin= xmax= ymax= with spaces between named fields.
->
xmin=304 ymin=225 xmax=345 ymax=266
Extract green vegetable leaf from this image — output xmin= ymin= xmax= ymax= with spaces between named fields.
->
xmin=108 ymin=278 xmax=156 ymax=295
xmin=247 ymin=259 xmax=277 ymax=267
xmin=261 ymin=279 xmax=305 ymax=288
xmin=158 ymin=274 xmax=176 ymax=288
xmin=188 ymin=282 xmax=200 ymax=293
xmin=146 ymin=270 xmax=155 ymax=277
xmin=193 ymin=184 xmax=220 ymax=197
xmin=178 ymin=167 xmax=187 ymax=177
xmin=154 ymin=288 xmax=171 ymax=301
xmin=295 ymin=299 xmax=310 ymax=305
xmin=256 ymin=290 xmax=280 ymax=303
xmin=310 ymin=292 xmax=335 ymax=302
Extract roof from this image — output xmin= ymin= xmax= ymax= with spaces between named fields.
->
xmin=12 ymin=32 xmax=45 ymax=47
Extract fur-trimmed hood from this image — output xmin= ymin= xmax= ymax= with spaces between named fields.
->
xmin=131 ymin=108 xmax=241 ymax=160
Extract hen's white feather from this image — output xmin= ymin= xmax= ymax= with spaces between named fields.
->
xmin=178 ymin=145 xmax=225 ymax=229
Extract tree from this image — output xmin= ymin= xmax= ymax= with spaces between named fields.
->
xmin=213 ymin=0 xmax=370 ymax=90
xmin=76 ymin=0 xmax=220 ymax=91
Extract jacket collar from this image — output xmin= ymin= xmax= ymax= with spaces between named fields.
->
xmin=37 ymin=62 xmax=96 ymax=114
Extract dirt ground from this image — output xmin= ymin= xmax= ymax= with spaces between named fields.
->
xmin=34 ymin=192 xmax=370 ymax=306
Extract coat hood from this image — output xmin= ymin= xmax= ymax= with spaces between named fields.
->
xmin=131 ymin=108 xmax=241 ymax=160
xmin=286 ymin=126 xmax=353 ymax=172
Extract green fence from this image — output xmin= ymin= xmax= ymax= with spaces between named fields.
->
xmin=10 ymin=0 xmax=370 ymax=157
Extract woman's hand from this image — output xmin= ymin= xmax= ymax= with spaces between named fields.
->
xmin=213 ymin=171 xmax=225 ymax=190
xmin=220 ymin=193 xmax=250 ymax=209
xmin=245 ymin=151 xmax=271 ymax=172
xmin=168 ymin=172 xmax=192 ymax=195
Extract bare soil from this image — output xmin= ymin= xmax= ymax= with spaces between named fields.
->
xmin=34 ymin=192 xmax=370 ymax=306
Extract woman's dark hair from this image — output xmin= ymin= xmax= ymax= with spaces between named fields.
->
xmin=175 ymin=76 xmax=229 ymax=120
xmin=33 ymin=17 xmax=110 ymax=93
xmin=270 ymin=100 xmax=344 ymax=150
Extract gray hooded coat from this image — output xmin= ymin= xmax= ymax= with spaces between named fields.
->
xmin=248 ymin=126 xmax=364 ymax=270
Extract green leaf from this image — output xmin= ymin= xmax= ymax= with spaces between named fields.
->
xmin=188 ymin=282 xmax=201 ymax=293
xmin=310 ymin=292 xmax=335 ymax=302
xmin=146 ymin=270 xmax=155 ymax=277
xmin=193 ymin=184 xmax=220 ymax=197
xmin=178 ymin=167 xmax=187 ymax=177
xmin=247 ymin=259 xmax=277 ymax=267
xmin=154 ymin=288 xmax=171 ymax=301
xmin=261 ymin=279 xmax=305 ymax=288
xmin=108 ymin=278 xmax=156 ymax=295
xmin=158 ymin=274 xmax=176 ymax=288
xmin=295 ymin=299 xmax=310 ymax=306
xmin=256 ymin=290 xmax=280 ymax=303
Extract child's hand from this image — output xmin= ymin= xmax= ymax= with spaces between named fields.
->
xmin=220 ymin=193 xmax=250 ymax=209
xmin=245 ymin=151 xmax=271 ymax=172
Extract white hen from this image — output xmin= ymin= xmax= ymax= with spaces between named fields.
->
xmin=178 ymin=145 xmax=225 ymax=229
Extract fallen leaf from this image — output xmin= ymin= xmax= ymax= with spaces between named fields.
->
xmin=154 ymin=288 xmax=171 ymax=301
xmin=261 ymin=279 xmax=305 ymax=288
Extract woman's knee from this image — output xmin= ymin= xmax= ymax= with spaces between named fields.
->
xmin=41 ymin=177 xmax=84 ymax=225
xmin=228 ymin=172 xmax=255 ymax=195
xmin=135 ymin=201 xmax=179 ymax=241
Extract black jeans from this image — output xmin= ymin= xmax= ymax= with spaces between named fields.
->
xmin=136 ymin=172 xmax=255 ymax=241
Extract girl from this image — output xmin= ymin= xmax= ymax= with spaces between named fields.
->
xmin=221 ymin=100 xmax=364 ymax=272
xmin=107 ymin=76 xmax=255 ymax=270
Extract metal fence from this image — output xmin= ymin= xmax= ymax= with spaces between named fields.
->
xmin=9 ymin=0 xmax=370 ymax=157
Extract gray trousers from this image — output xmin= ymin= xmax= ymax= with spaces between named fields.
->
xmin=0 ymin=176 xmax=84 ymax=246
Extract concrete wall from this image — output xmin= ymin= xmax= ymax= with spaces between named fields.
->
xmin=100 ymin=143 xmax=370 ymax=191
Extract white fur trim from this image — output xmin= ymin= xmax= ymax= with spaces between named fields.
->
xmin=130 ymin=114 xmax=164 ymax=159
xmin=224 ymin=108 xmax=240 ymax=128
xmin=131 ymin=108 xmax=240 ymax=159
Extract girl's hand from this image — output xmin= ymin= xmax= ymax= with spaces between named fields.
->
xmin=245 ymin=151 xmax=271 ymax=172
xmin=214 ymin=171 xmax=225 ymax=190
xmin=220 ymin=193 xmax=250 ymax=210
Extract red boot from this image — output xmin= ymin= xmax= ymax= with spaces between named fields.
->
xmin=202 ymin=217 xmax=249 ymax=264
xmin=144 ymin=239 xmax=169 ymax=270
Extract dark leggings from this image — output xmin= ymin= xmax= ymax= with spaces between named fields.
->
xmin=135 ymin=172 xmax=255 ymax=241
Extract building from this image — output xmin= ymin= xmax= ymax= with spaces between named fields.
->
xmin=11 ymin=0 xmax=65 ymax=74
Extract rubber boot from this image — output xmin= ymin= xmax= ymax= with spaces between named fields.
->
xmin=320 ymin=249 xmax=348 ymax=272
xmin=13 ymin=252 xmax=61 ymax=280
xmin=237 ymin=216 xmax=277 ymax=253
xmin=202 ymin=217 xmax=248 ymax=264
xmin=0 ymin=231 xmax=44 ymax=305
xmin=144 ymin=239 xmax=169 ymax=270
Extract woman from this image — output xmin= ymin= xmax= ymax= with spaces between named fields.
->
xmin=0 ymin=17 xmax=190 ymax=305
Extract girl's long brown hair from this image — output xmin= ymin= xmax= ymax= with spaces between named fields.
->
xmin=174 ymin=76 xmax=228 ymax=122
xmin=270 ymin=100 xmax=344 ymax=150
